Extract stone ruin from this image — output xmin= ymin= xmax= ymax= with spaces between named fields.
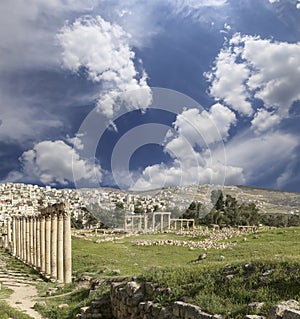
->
xmin=0 ymin=203 xmax=72 ymax=283
xmin=124 ymin=212 xmax=195 ymax=233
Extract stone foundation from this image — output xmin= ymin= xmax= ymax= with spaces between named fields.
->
xmin=77 ymin=279 xmax=300 ymax=319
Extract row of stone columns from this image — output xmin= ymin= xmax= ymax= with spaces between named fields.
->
xmin=152 ymin=212 xmax=171 ymax=232
xmin=124 ymin=214 xmax=148 ymax=232
xmin=6 ymin=203 xmax=72 ymax=284
xmin=123 ymin=213 xmax=196 ymax=233
xmin=170 ymin=218 xmax=195 ymax=230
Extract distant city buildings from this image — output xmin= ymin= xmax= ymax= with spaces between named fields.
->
xmin=0 ymin=183 xmax=201 ymax=225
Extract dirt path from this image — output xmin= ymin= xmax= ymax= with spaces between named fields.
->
xmin=0 ymin=255 xmax=44 ymax=319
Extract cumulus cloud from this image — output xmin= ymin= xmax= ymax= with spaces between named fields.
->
xmin=14 ymin=139 xmax=101 ymax=186
xmin=205 ymin=47 xmax=253 ymax=116
xmin=173 ymin=104 xmax=236 ymax=146
xmin=207 ymin=33 xmax=300 ymax=132
xmin=58 ymin=15 xmax=152 ymax=118
xmin=131 ymin=105 xmax=241 ymax=191
xmin=251 ymin=109 xmax=281 ymax=134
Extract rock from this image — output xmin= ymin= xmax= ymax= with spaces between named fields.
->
xmin=219 ymin=255 xmax=225 ymax=261
xmin=282 ymin=309 xmax=300 ymax=319
xmin=225 ymin=274 xmax=234 ymax=281
xmin=111 ymin=269 xmax=120 ymax=275
xmin=34 ymin=301 xmax=47 ymax=308
xmin=125 ymin=281 xmax=141 ymax=297
xmin=198 ymin=253 xmax=207 ymax=261
xmin=262 ymin=270 xmax=274 ymax=276
xmin=267 ymin=300 xmax=300 ymax=319
xmin=145 ymin=282 xmax=156 ymax=296
xmin=244 ymin=315 xmax=266 ymax=319
xmin=58 ymin=304 xmax=69 ymax=309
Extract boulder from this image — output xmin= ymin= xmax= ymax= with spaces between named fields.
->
xmin=267 ymin=300 xmax=300 ymax=319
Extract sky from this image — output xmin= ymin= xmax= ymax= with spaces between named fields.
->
xmin=1 ymin=0 xmax=300 ymax=193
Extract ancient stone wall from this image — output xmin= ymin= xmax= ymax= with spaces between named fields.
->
xmin=77 ymin=279 xmax=300 ymax=319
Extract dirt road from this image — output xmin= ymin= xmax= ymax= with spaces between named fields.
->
xmin=0 ymin=254 xmax=44 ymax=319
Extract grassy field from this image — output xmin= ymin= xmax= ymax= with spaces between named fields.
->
xmin=1 ymin=227 xmax=300 ymax=319
xmin=72 ymin=228 xmax=300 ymax=276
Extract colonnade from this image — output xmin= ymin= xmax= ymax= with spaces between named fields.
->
xmin=124 ymin=212 xmax=195 ymax=233
xmin=152 ymin=212 xmax=171 ymax=232
xmin=170 ymin=218 xmax=195 ymax=230
xmin=124 ymin=214 xmax=148 ymax=232
xmin=5 ymin=203 xmax=72 ymax=283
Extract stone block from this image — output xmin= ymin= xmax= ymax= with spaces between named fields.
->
xmin=282 ymin=309 xmax=300 ymax=319
xmin=268 ymin=300 xmax=300 ymax=319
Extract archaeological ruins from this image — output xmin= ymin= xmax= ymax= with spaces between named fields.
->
xmin=0 ymin=203 xmax=72 ymax=283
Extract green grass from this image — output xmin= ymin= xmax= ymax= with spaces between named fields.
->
xmin=72 ymin=232 xmax=203 ymax=277
xmin=140 ymin=260 xmax=300 ymax=318
xmin=0 ymin=301 xmax=34 ymax=319
xmin=1 ymin=227 xmax=300 ymax=319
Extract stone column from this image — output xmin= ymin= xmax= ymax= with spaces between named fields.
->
xmin=63 ymin=212 xmax=72 ymax=284
xmin=21 ymin=217 xmax=26 ymax=261
xmin=124 ymin=216 xmax=128 ymax=232
xmin=16 ymin=217 xmax=20 ymax=257
xmin=50 ymin=212 xmax=58 ymax=280
xmin=138 ymin=217 xmax=142 ymax=231
xmin=29 ymin=217 xmax=34 ymax=265
xmin=25 ymin=217 xmax=30 ymax=264
xmin=144 ymin=214 xmax=148 ymax=232
xmin=7 ymin=218 xmax=12 ymax=251
xmin=152 ymin=214 xmax=156 ymax=231
xmin=57 ymin=213 xmax=64 ymax=282
xmin=40 ymin=215 xmax=46 ymax=273
xmin=45 ymin=214 xmax=51 ymax=276
xmin=160 ymin=214 xmax=163 ymax=232
xmin=32 ymin=217 xmax=37 ymax=266
xmin=167 ymin=214 xmax=171 ymax=230
xmin=36 ymin=217 xmax=40 ymax=269
xmin=12 ymin=216 xmax=17 ymax=256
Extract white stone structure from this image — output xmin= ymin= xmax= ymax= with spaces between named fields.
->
xmin=3 ymin=203 xmax=72 ymax=284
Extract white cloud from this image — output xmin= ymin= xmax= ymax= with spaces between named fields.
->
xmin=206 ymin=48 xmax=253 ymax=115
xmin=207 ymin=33 xmax=300 ymax=131
xmin=131 ymin=106 xmax=242 ymax=191
xmin=173 ymin=104 xmax=236 ymax=147
xmin=251 ymin=109 xmax=281 ymax=134
xmin=15 ymin=140 xmax=101 ymax=186
xmin=57 ymin=15 xmax=152 ymax=118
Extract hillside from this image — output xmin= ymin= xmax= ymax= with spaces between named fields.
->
xmin=130 ymin=185 xmax=300 ymax=214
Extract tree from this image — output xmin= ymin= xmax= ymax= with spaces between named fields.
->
xmin=211 ymin=190 xmax=224 ymax=211
xmin=116 ymin=201 xmax=124 ymax=210
xmin=182 ymin=201 xmax=203 ymax=225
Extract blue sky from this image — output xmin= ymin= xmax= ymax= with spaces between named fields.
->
xmin=1 ymin=0 xmax=300 ymax=192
